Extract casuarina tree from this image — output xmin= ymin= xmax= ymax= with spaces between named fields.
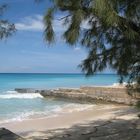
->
xmin=0 ymin=4 xmax=15 ymax=40
xmin=44 ymin=0 xmax=140 ymax=85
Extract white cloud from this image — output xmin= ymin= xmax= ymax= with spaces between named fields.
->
xmin=15 ymin=14 xmax=90 ymax=33
xmin=15 ymin=14 xmax=66 ymax=32
xmin=81 ymin=20 xmax=91 ymax=30
xmin=15 ymin=15 xmax=44 ymax=31
xmin=74 ymin=47 xmax=81 ymax=51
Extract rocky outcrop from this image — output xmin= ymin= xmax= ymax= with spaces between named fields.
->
xmin=15 ymin=86 xmax=140 ymax=105
xmin=15 ymin=88 xmax=41 ymax=93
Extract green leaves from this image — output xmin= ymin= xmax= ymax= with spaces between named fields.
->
xmin=0 ymin=4 xmax=16 ymax=40
xmin=44 ymin=0 xmax=140 ymax=84
xmin=44 ymin=8 xmax=55 ymax=43
xmin=0 ymin=20 xmax=15 ymax=39
xmin=63 ymin=9 xmax=84 ymax=45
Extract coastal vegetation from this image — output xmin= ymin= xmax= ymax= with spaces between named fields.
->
xmin=0 ymin=4 xmax=15 ymax=40
xmin=44 ymin=0 xmax=140 ymax=85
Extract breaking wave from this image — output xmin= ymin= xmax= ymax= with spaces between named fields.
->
xmin=0 ymin=91 xmax=43 ymax=99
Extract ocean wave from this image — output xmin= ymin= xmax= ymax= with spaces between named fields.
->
xmin=0 ymin=111 xmax=44 ymax=124
xmin=0 ymin=109 xmax=59 ymax=124
xmin=60 ymin=103 xmax=94 ymax=113
xmin=0 ymin=91 xmax=43 ymax=99
xmin=0 ymin=103 xmax=95 ymax=124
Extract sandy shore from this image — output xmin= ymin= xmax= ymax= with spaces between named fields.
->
xmin=0 ymin=103 xmax=139 ymax=139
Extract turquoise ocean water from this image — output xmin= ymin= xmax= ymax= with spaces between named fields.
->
xmin=0 ymin=73 xmax=119 ymax=124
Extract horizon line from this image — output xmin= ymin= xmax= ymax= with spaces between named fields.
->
xmin=0 ymin=72 xmax=116 ymax=75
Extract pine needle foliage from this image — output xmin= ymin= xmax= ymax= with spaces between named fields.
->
xmin=0 ymin=4 xmax=15 ymax=40
xmin=44 ymin=0 xmax=140 ymax=85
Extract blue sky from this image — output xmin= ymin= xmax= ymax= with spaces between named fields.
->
xmin=0 ymin=0 xmax=113 ymax=73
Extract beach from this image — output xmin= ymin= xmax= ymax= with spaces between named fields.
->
xmin=0 ymin=103 xmax=139 ymax=139
xmin=0 ymin=73 xmax=139 ymax=139
xmin=0 ymin=0 xmax=139 ymax=139
xmin=0 ymin=73 xmax=124 ymax=125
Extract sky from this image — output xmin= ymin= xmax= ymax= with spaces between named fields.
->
xmin=0 ymin=0 xmax=113 ymax=73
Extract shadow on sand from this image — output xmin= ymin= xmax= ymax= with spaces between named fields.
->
xmin=21 ymin=108 xmax=140 ymax=140
xmin=1 ymin=107 xmax=140 ymax=140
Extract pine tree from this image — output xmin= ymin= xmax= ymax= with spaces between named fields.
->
xmin=0 ymin=4 xmax=15 ymax=40
xmin=44 ymin=0 xmax=140 ymax=85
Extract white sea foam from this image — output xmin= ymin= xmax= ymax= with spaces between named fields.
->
xmin=62 ymin=103 xmax=94 ymax=112
xmin=0 ymin=90 xmax=95 ymax=124
xmin=0 ymin=103 xmax=95 ymax=124
xmin=112 ymin=82 xmax=137 ymax=87
xmin=6 ymin=90 xmax=18 ymax=94
xmin=0 ymin=111 xmax=43 ymax=124
xmin=112 ymin=82 xmax=127 ymax=87
xmin=0 ymin=91 xmax=43 ymax=99
xmin=44 ymin=103 xmax=95 ymax=117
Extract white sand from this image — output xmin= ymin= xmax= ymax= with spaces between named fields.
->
xmin=0 ymin=103 xmax=139 ymax=139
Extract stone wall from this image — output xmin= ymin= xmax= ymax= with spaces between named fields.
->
xmin=80 ymin=86 xmax=139 ymax=105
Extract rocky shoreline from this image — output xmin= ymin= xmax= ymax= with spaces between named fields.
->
xmin=1 ymin=86 xmax=139 ymax=140
xmin=15 ymin=86 xmax=140 ymax=105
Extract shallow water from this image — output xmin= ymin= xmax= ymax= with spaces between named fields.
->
xmin=0 ymin=73 xmax=119 ymax=123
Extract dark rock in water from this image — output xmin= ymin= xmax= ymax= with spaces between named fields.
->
xmin=0 ymin=128 xmax=24 ymax=140
xmin=40 ymin=90 xmax=53 ymax=97
xmin=15 ymin=88 xmax=40 ymax=93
